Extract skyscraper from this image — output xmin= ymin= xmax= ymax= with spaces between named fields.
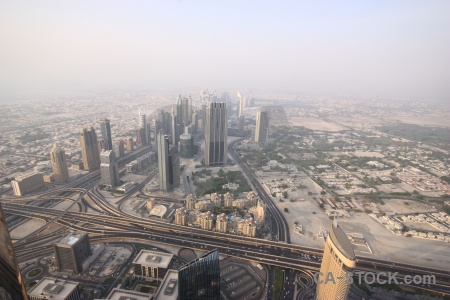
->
xmin=0 ymin=203 xmax=30 ymax=300
xmin=100 ymin=118 xmax=113 ymax=151
xmin=316 ymin=223 xmax=356 ymax=300
xmin=54 ymin=232 xmax=92 ymax=274
xmin=139 ymin=109 xmax=148 ymax=145
xmin=80 ymin=127 xmax=100 ymax=171
xmin=178 ymin=249 xmax=220 ymax=300
xmin=50 ymin=143 xmax=69 ymax=183
xmin=100 ymin=150 xmax=120 ymax=187
xmin=255 ymin=111 xmax=269 ymax=143
xmin=204 ymin=102 xmax=228 ymax=166
xmin=157 ymin=133 xmax=180 ymax=192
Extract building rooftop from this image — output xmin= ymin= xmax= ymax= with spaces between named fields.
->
xmin=132 ymin=250 xmax=173 ymax=268
xmin=27 ymin=277 xmax=79 ymax=300
xmin=56 ymin=232 xmax=86 ymax=246
xmin=329 ymin=224 xmax=355 ymax=260
xmin=14 ymin=171 xmax=43 ymax=181
xmin=153 ymin=269 xmax=179 ymax=300
xmin=101 ymin=288 xmax=152 ymax=300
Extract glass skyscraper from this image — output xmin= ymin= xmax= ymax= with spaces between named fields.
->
xmin=178 ymin=249 xmax=220 ymax=300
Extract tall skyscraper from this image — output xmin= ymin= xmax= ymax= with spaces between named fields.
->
xmin=80 ymin=127 xmax=100 ymax=171
xmin=54 ymin=232 xmax=91 ymax=274
xmin=316 ymin=223 xmax=356 ymax=300
xmin=204 ymin=102 xmax=228 ymax=166
xmin=178 ymin=249 xmax=220 ymax=300
xmin=100 ymin=118 xmax=113 ymax=150
xmin=157 ymin=133 xmax=180 ymax=192
xmin=0 ymin=203 xmax=30 ymax=300
xmin=255 ymin=111 xmax=269 ymax=143
xmin=100 ymin=150 xmax=120 ymax=187
xmin=50 ymin=143 xmax=69 ymax=183
xmin=139 ymin=109 xmax=148 ymax=145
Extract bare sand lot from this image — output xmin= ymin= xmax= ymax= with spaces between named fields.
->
xmin=381 ymin=198 xmax=437 ymax=215
xmin=387 ymin=114 xmax=450 ymax=128
xmin=289 ymin=117 xmax=349 ymax=132
xmin=10 ymin=219 xmax=46 ymax=239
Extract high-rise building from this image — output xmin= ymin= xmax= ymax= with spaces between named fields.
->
xmin=100 ymin=118 xmax=113 ymax=151
xmin=179 ymin=127 xmax=194 ymax=158
xmin=139 ymin=109 xmax=148 ymax=145
xmin=157 ymin=133 xmax=180 ymax=192
xmin=100 ymin=150 xmax=120 ymax=187
xmin=54 ymin=232 xmax=91 ymax=274
xmin=125 ymin=137 xmax=134 ymax=151
xmin=178 ymin=249 xmax=220 ymax=300
xmin=316 ymin=223 xmax=356 ymax=300
xmin=113 ymin=139 xmax=125 ymax=158
xmin=80 ymin=127 xmax=100 ymax=171
xmin=255 ymin=111 xmax=269 ymax=143
xmin=197 ymin=211 xmax=214 ymax=230
xmin=0 ymin=203 xmax=30 ymax=300
xmin=204 ymin=102 xmax=228 ymax=166
xmin=11 ymin=171 xmax=44 ymax=196
xmin=50 ymin=143 xmax=69 ymax=183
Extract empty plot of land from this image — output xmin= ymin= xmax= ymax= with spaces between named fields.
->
xmin=10 ymin=219 xmax=46 ymax=239
xmin=381 ymin=198 xmax=437 ymax=215
xmin=290 ymin=117 xmax=348 ymax=132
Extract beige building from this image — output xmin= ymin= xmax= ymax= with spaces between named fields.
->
xmin=50 ymin=143 xmax=69 ymax=183
xmin=249 ymin=200 xmax=266 ymax=221
xmin=11 ymin=171 xmax=44 ymax=196
xmin=132 ymin=250 xmax=173 ymax=281
xmin=186 ymin=194 xmax=197 ymax=210
xmin=216 ymin=213 xmax=228 ymax=233
xmin=246 ymin=191 xmax=258 ymax=207
xmin=174 ymin=207 xmax=187 ymax=226
xmin=125 ymin=136 xmax=134 ymax=151
xmin=197 ymin=211 xmax=214 ymax=230
xmin=224 ymin=192 xmax=234 ymax=207
xmin=28 ymin=277 xmax=80 ymax=300
xmin=316 ymin=223 xmax=356 ymax=300
xmin=210 ymin=193 xmax=221 ymax=207
xmin=241 ymin=218 xmax=257 ymax=237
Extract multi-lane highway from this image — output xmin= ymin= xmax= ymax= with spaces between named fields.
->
xmin=2 ymin=142 xmax=450 ymax=297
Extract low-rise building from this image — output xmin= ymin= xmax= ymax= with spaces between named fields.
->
xmin=132 ymin=250 xmax=173 ymax=281
xmin=28 ymin=277 xmax=80 ymax=300
xmin=11 ymin=171 xmax=44 ymax=196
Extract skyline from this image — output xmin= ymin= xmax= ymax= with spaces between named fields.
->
xmin=1 ymin=1 xmax=449 ymax=102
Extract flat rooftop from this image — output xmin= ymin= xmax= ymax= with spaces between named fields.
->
xmin=101 ymin=288 xmax=152 ymax=300
xmin=57 ymin=232 xmax=86 ymax=246
xmin=27 ymin=277 xmax=78 ymax=300
xmin=132 ymin=250 xmax=173 ymax=268
xmin=153 ymin=269 xmax=179 ymax=300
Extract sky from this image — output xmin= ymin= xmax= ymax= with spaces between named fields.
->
xmin=1 ymin=0 xmax=449 ymax=101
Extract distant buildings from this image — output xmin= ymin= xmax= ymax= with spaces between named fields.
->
xmin=100 ymin=150 xmax=120 ymax=187
xmin=139 ymin=109 xmax=148 ymax=145
xmin=11 ymin=171 xmax=44 ymax=196
xmin=113 ymin=139 xmax=125 ymax=158
xmin=27 ymin=277 xmax=80 ymax=300
xmin=216 ymin=213 xmax=228 ymax=233
xmin=175 ymin=207 xmax=187 ymax=226
xmin=178 ymin=249 xmax=220 ymax=300
xmin=0 ymin=203 xmax=29 ymax=300
xmin=255 ymin=111 xmax=269 ymax=143
xmin=99 ymin=118 xmax=113 ymax=151
xmin=204 ymin=102 xmax=228 ymax=166
xmin=179 ymin=129 xmax=194 ymax=159
xmin=157 ymin=133 xmax=180 ymax=192
xmin=50 ymin=143 xmax=69 ymax=183
xmin=54 ymin=232 xmax=91 ymax=274
xmin=316 ymin=223 xmax=356 ymax=300
xmin=80 ymin=127 xmax=100 ymax=171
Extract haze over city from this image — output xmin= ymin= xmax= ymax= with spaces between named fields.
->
xmin=1 ymin=0 xmax=449 ymax=101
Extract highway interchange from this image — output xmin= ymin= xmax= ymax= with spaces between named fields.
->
xmin=2 ymin=142 xmax=450 ymax=298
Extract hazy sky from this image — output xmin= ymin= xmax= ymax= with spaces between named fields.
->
xmin=1 ymin=1 xmax=449 ymax=101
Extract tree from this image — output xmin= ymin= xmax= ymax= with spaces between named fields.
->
xmin=284 ymin=208 xmax=289 ymax=213
xmin=217 ymin=168 xmax=225 ymax=177
xmin=320 ymin=191 xmax=326 ymax=195
xmin=283 ymin=191 xmax=288 ymax=198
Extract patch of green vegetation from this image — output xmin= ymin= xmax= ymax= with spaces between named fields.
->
xmin=273 ymin=267 xmax=284 ymax=300
xmin=27 ymin=268 xmax=42 ymax=278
